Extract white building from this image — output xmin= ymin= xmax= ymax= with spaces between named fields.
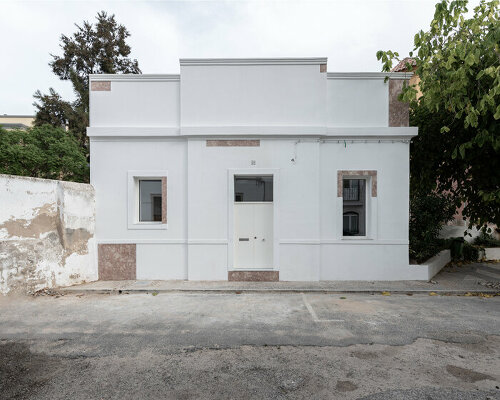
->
xmin=88 ymin=57 xmax=419 ymax=282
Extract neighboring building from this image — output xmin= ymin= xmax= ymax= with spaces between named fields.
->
xmin=391 ymin=57 xmax=422 ymax=99
xmin=88 ymin=57 xmax=419 ymax=281
xmin=0 ymin=115 xmax=35 ymax=130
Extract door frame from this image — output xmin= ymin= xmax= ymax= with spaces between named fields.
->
xmin=227 ymin=168 xmax=280 ymax=271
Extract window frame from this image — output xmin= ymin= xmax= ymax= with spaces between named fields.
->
xmin=127 ymin=170 xmax=168 ymax=230
xmin=234 ymin=175 xmax=274 ymax=203
xmin=343 ymin=211 xmax=360 ymax=236
xmin=337 ymin=170 xmax=377 ymax=240
xmin=138 ymin=179 xmax=162 ymax=222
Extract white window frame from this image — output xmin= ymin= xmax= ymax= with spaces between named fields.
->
xmin=127 ymin=170 xmax=168 ymax=230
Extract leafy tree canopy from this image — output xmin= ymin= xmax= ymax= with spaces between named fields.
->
xmin=0 ymin=125 xmax=89 ymax=183
xmin=33 ymin=11 xmax=141 ymax=149
xmin=377 ymin=0 xmax=500 ymax=229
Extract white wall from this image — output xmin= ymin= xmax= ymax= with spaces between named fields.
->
xmin=0 ymin=175 xmax=97 ymax=294
xmin=180 ymin=63 xmax=327 ymax=128
xmin=90 ymin=138 xmax=187 ymax=241
xmin=90 ymin=78 xmax=180 ymax=128
xmin=88 ymin=60 xmax=416 ymax=281
xmin=327 ymin=77 xmax=389 ymax=127
xmin=90 ymin=138 xmax=188 ymax=280
xmin=90 ymin=137 xmax=412 ymax=281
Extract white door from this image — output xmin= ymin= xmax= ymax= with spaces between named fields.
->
xmin=234 ymin=203 xmax=273 ymax=269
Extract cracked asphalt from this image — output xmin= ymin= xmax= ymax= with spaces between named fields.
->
xmin=1 ymin=292 xmax=499 ymax=399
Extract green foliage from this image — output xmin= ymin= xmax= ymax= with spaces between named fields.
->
xmin=409 ymin=192 xmax=456 ymax=263
xmin=377 ymin=0 xmax=500 ymax=229
xmin=473 ymin=231 xmax=500 ymax=247
xmin=0 ymin=125 xmax=89 ymax=182
xmin=409 ymin=103 xmax=499 ymax=229
xmin=33 ymin=11 xmax=141 ymax=150
xmin=462 ymin=241 xmax=481 ymax=261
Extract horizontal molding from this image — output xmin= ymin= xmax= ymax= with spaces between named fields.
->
xmin=97 ymin=239 xmax=228 ymax=245
xmin=180 ymin=57 xmax=327 ymax=66
xmin=87 ymin=127 xmax=180 ymax=137
xmin=327 ymin=72 xmax=413 ymax=80
xmin=89 ymin=74 xmax=180 ymax=82
xmin=279 ymin=239 xmax=321 ymax=245
xmin=325 ymin=127 xmax=417 ymax=139
xmin=187 ymin=239 xmax=228 ymax=245
xmin=280 ymin=239 xmax=408 ymax=245
xmin=96 ymin=239 xmax=407 ymax=245
xmin=88 ymin=126 xmax=417 ymax=140
xmin=87 ymin=71 xmax=411 ymax=82
xmin=320 ymin=239 xmax=409 ymax=245
xmin=98 ymin=239 xmax=186 ymax=244
xmin=180 ymin=126 xmax=327 ymax=135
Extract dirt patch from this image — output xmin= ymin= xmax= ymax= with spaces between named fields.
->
xmin=351 ymin=350 xmax=379 ymax=360
xmin=336 ymin=380 xmax=358 ymax=392
xmin=0 ymin=341 xmax=63 ymax=399
xmin=0 ymin=338 xmax=499 ymax=400
xmin=446 ymin=364 xmax=494 ymax=383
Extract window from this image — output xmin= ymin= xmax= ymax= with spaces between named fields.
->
xmin=127 ymin=171 xmax=167 ymax=230
xmin=343 ymin=179 xmax=366 ymax=236
xmin=343 ymin=212 xmax=359 ymax=235
xmin=234 ymin=176 xmax=273 ymax=202
xmin=343 ymin=179 xmax=359 ymax=201
xmin=139 ymin=179 xmax=162 ymax=222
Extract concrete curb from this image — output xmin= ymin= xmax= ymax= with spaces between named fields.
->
xmin=58 ymin=287 xmax=500 ymax=295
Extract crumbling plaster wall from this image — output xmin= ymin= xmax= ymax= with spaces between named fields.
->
xmin=0 ymin=174 xmax=97 ymax=294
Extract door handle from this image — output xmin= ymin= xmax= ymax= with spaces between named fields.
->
xmin=239 ymin=238 xmax=249 ymax=242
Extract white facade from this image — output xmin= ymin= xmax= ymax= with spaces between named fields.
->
xmin=88 ymin=58 xmax=419 ymax=281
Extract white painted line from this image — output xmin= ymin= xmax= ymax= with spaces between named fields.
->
xmin=301 ymin=293 xmax=344 ymax=322
xmin=302 ymin=293 xmax=320 ymax=321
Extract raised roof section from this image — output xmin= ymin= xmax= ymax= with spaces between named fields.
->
xmin=180 ymin=57 xmax=327 ymax=66
xmin=88 ymin=58 xmax=416 ymax=137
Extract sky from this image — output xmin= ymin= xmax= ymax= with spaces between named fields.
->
xmin=0 ymin=0 xmax=477 ymax=115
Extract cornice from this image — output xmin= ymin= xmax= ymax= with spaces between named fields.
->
xmin=327 ymin=72 xmax=413 ymax=80
xmin=87 ymin=126 xmax=418 ymax=140
xmin=180 ymin=57 xmax=327 ymax=66
xmin=89 ymin=74 xmax=180 ymax=82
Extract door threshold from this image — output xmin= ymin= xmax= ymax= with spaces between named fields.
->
xmin=228 ymin=271 xmax=279 ymax=282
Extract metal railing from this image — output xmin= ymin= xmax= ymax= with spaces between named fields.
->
xmin=343 ymin=187 xmax=359 ymax=201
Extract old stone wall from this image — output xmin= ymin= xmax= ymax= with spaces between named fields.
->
xmin=0 ymin=174 xmax=97 ymax=294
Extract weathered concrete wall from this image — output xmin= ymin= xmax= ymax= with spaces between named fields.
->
xmin=0 ymin=174 xmax=97 ymax=294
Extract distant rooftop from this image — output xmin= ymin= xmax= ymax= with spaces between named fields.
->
xmin=391 ymin=57 xmax=416 ymax=72
xmin=0 ymin=115 xmax=35 ymax=130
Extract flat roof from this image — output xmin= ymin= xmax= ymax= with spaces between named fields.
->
xmin=179 ymin=57 xmax=328 ymax=66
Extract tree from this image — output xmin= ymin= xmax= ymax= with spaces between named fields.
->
xmin=409 ymin=191 xmax=455 ymax=262
xmin=377 ymin=0 xmax=500 ymax=229
xmin=33 ymin=11 xmax=141 ymax=149
xmin=0 ymin=125 xmax=89 ymax=183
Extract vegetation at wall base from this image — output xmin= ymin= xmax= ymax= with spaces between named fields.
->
xmin=409 ymin=192 xmax=455 ymax=264
xmin=0 ymin=125 xmax=89 ymax=183
xmin=462 ymin=241 xmax=481 ymax=261
xmin=473 ymin=231 xmax=500 ymax=247
xmin=377 ymin=0 xmax=500 ymax=231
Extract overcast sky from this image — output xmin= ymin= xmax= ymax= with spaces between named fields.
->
xmin=0 ymin=0 xmax=477 ymax=115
